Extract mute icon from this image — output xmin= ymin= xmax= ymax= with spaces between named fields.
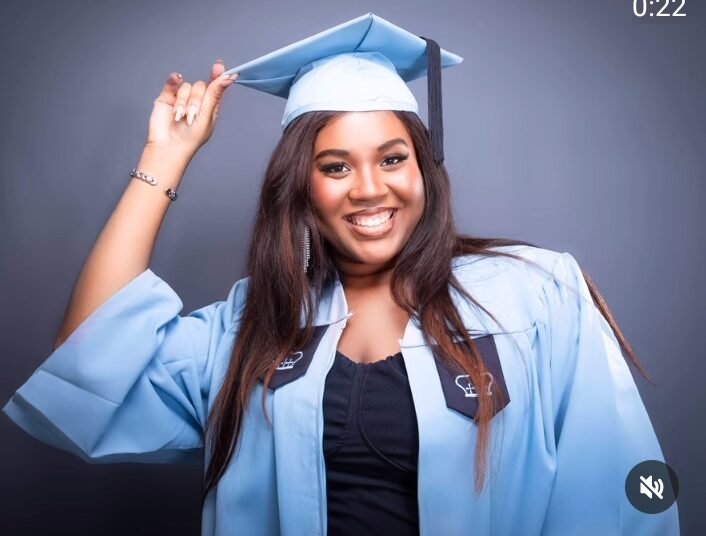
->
xmin=626 ymin=460 xmax=678 ymax=514
xmin=639 ymin=474 xmax=664 ymax=500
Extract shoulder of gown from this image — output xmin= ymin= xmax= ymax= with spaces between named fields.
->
xmin=454 ymin=245 xmax=680 ymax=534
xmin=450 ymin=244 xmax=564 ymax=335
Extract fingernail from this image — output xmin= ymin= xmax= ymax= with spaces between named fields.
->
xmin=215 ymin=59 xmax=224 ymax=65
xmin=174 ymin=104 xmax=185 ymax=122
xmin=174 ymin=72 xmax=183 ymax=80
xmin=187 ymin=104 xmax=198 ymax=125
xmin=221 ymin=79 xmax=235 ymax=89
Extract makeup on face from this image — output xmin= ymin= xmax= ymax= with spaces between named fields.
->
xmin=310 ymin=112 xmax=425 ymax=270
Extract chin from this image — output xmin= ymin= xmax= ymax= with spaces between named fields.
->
xmin=337 ymin=243 xmax=402 ymax=267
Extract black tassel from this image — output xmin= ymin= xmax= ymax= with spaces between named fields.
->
xmin=420 ymin=37 xmax=444 ymax=164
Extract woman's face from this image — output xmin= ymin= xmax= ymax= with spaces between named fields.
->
xmin=310 ymin=111 xmax=425 ymax=277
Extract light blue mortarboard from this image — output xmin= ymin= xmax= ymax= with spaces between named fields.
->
xmin=222 ymin=13 xmax=463 ymax=163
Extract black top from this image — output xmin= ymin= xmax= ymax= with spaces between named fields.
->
xmin=322 ymin=349 xmax=420 ymax=535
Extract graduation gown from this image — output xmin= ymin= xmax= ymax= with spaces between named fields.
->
xmin=2 ymin=245 xmax=680 ymax=535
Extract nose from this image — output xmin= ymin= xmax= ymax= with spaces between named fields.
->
xmin=348 ymin=165 xmax=389 ymax=202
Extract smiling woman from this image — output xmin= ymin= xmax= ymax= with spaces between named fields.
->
xmin=311 ymin=113 xmax=425 ymax=267
xmin=2 ymin=11 xmax=680 ymax=536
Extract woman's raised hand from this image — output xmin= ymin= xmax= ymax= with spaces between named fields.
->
xmin=145 ymin=59 xmax=238 ymax=158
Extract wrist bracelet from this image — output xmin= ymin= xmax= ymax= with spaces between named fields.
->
xmin=130 ymin=168 xmax=179 ymax=202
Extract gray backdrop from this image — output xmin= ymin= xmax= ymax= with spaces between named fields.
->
xmin=1 ymin=0 xmax=703 ymax=534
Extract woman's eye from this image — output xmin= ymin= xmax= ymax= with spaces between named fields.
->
xmin=382 ymin=154 xmax=408 ymax=166
xmin=320 ymin=162 xmax=348 ymax=174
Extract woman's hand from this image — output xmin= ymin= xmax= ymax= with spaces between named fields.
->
xmin=145 ymin=59 xmax=238 ymax=159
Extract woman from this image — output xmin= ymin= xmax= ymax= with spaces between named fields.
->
xmin=3 ymin=13 xmax=679 ymax=536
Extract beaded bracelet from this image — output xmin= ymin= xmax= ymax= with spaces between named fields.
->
xmin=129 ymin=168 xmax=179 ymax=202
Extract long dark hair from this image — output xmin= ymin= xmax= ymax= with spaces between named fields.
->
xmin=200 ymin=110 xmax=651 ymax=502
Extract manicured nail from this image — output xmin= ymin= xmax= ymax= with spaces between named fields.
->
xmin=218 ymin=72 xmax=236 ymax=87
xmin=174 ymin=104 xmax=185 ymax=122
xmin=187 ymin=104 xmax=198 ymax=125
xmin=215 ymin=59 xmax=224 ymax=65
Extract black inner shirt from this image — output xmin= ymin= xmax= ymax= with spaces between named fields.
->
xmin=323 ymin=349 xmax=420 ymax=535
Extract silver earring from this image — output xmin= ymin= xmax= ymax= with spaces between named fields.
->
xmin=300 ymin=223 xmax=311 ymax=274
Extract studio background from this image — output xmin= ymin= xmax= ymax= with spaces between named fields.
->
xmin=1 ymin=0 xmax=703 ymax=534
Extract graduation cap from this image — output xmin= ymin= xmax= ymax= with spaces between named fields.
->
xmin=222 ymin=12 xmax=463 ymax=164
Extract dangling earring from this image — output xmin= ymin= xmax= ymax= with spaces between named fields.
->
xmin=300 ymin=223 xmax=311 ymax=274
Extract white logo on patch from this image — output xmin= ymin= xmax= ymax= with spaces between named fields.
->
xmin=455 ymin=372 xmax=496 ymax=397
xmin=276 ymin=351 xmax=304 ymax=371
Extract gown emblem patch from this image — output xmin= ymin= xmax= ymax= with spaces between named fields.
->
xmin=432 ymin=334 xmax=510 ymax=419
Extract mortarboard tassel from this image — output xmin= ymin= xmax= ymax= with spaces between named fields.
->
xmin=420 ymin=37 xmax=444 ymax=164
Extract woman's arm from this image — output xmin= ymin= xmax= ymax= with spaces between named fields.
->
xmin=53 ymin=144 xmax=191 ymax=350
xmin=3 ymin=62 xmax=240 ymax=463
xmin=53 ymin=62 xmax=237 ymax=349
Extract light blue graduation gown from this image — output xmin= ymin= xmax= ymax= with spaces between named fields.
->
xmin=2 ymin=245 xmax=680 ymax=535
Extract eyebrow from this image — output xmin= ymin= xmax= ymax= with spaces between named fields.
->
xmin=313 ymin=138 xmax=408 ymax=161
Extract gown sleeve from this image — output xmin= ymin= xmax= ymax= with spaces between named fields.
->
xmin=2 ymin=268 xmax=245 ymax=464
xmin=537 ymin=252 xmax=680 ymax=535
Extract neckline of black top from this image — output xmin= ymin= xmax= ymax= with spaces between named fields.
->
xmin=335 ymin=349 xmax=403 ymax=367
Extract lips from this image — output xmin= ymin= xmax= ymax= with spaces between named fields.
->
xmin=343 ymin=208 xmax=397 ymax=237
xmin=343 ymin=208 xmax=395 ymax=226
xmin=344 ymin=206 xmax=396 ymax=218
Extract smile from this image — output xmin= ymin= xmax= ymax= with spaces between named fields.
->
xmin=343 ymin=208 xmax=397 ymax=237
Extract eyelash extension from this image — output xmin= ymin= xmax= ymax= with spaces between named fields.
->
xmin=384 ymin=153 xmax=408 ymax=166
xmin=319 ymin=153 xmax=409 ymax=174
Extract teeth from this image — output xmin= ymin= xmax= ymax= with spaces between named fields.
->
xmin=347 ymin=209 xmax=394 ymax=227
